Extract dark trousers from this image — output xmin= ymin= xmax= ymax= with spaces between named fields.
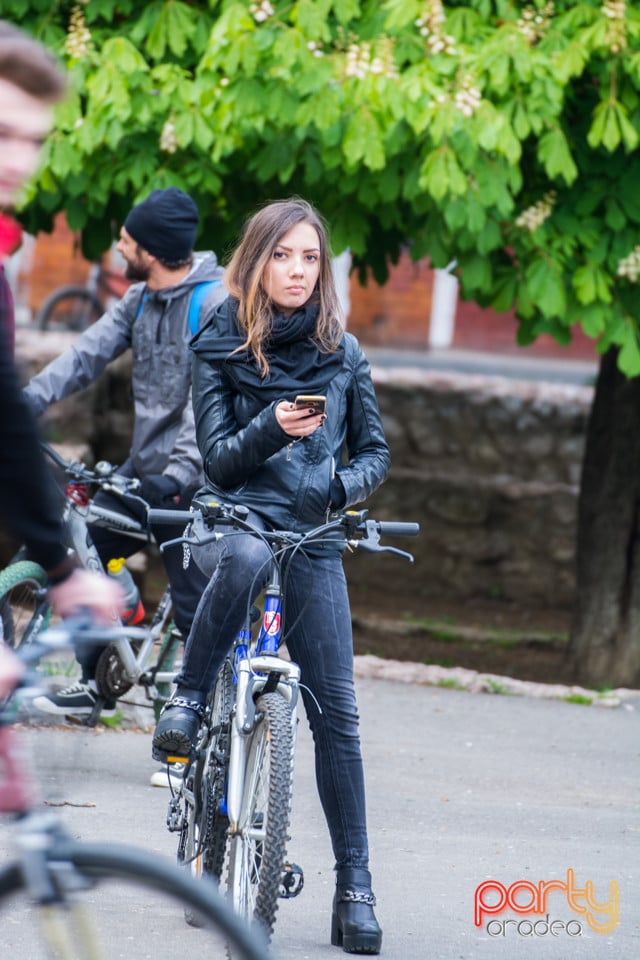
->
xmin=176 ymin=514 xmax=370 ymax=871
xmin=78 ymin=480 xmax=208 ymax=679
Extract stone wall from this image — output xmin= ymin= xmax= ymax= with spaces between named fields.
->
xmin=13 ymin=329 xmax=593 ymax=616
xmin=352 ymin=367 xmax=591 ymax=614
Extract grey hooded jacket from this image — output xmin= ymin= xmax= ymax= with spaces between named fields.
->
xmin=25 ymin=252 xmax=226 ymax=489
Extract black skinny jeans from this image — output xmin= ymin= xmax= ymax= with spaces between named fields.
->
xmin=175 ymin=515 xmax=370 ymax=871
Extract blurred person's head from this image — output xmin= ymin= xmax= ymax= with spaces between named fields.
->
xmin=0 ymin=21 xmax=66 ymax=209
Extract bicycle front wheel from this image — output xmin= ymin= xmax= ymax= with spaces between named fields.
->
xmin=178 ymin=660 xmax=234 ymax=924
xmin=36 ymin=285 xmax=103 ymax=332
xmin=0 ymin=840 xmax=269 ymax=960
xmin=227 ymin=691 xmax=295 ymax=939
xmin=0 ymin=561 xmax=49 ymax=648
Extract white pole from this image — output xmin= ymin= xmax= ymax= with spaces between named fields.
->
xmin=429 ymin=260 xmax=458 ymax=348
xmin=332 ymin=249 xmax=352 ymax=327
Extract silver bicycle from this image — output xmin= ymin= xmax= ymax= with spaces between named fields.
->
xmin=150 ymin=501 xmax=419 ymax=946
xmin=0 ymin=444 xmax=181 ymax=722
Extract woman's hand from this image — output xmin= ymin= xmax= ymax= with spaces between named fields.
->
xmin=276 ymin=401 xmax=326 ymax=438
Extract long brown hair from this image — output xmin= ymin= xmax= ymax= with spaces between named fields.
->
xmin=224 ymin=198 xmax=344 ymax=376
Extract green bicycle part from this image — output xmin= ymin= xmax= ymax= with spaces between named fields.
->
xmin=0 ymin=561 xmax=50 ymax=649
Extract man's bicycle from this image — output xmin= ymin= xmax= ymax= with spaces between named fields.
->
xmin=35 ymin=254 xmax=131 ymax=332
xmin=0 ymin=621 xmax=270 ymax=960
xmin=149 ymin=501 xmax=419 ymax=946
xmin=0 ymin=444 xmax=182 ymax=724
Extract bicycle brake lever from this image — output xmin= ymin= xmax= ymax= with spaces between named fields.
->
xmin=354 ymin=522 xmax=415 ymax=562
xmin=355 ymin=541 xmax=415 ymax=563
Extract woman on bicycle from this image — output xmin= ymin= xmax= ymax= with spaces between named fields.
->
xmin=153 ymin=198 xmax=390 ymax=955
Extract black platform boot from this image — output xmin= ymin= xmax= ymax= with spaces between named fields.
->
xmin=331 ymin=867 xmax=382 ymax=955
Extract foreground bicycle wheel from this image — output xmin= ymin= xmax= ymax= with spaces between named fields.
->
xmin=0 ymin=841 xmax=269 ymax=960
xmin=227 ymin=692 xmax=295 ymax=939
xmin=0 ymin=561 xmax=49 ymax=648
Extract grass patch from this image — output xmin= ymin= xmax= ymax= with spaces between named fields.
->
xmin=563 ymin=693 xmax=593 ymax=706
xmin=437 ymin=678 xmax=465 ymax=690
xmin=483 ymin=677 xmax=511 ymax=695
xmin=100 ymin=710 xmax=126 ymax=729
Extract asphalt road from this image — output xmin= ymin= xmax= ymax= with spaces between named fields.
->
xmin=1 ymin=676 xmax=638 ymax=960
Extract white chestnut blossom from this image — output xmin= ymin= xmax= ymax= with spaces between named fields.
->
xmin=65 ymin=4 xmax=93 ymax=60
xmin=617 ymin=245 xmax=640 ymax=282
xmin=515 ymin=192 xmax=557 ymax=231
xmin=250 ymin=1 xmax=274 ymax=23
xmin=517 ymin=2 xmax=555 ymax=45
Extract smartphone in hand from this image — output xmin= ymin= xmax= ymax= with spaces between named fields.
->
xmin=294 ymin=395 xmax=326 ymax=415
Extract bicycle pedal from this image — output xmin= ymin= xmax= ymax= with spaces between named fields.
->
xmin=279 ymin=861 xmax=304 ymax=899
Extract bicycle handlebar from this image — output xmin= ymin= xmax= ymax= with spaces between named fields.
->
xmin=147 ymin=508 xmax=194 ymax=525
xmin=147 ymin=503 xmax=420 ymax=561
xmin=375 ymin=521 xmax=420 ymax=537
xmin=42 ymin=443 xmax=141 ymax=494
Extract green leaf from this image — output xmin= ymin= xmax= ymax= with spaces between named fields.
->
xmin=617 ymin=322 xmax=640 ymax=377
xmin=588 ymin=99 xmax=640 ymax=153
xmin=605 ymin=199 xmax=627 ymax=232
xmin=522 ymin=257 xmax=566 ymax=319
xmin=572 ymin=265 xmax=596 ymax=305
xmin=291 ymin=0 xmax=332 ymax=40
xmin=419 ymin=147 xmax=467 ymax=201
xmin=146 ymin=0 xmax=196 ymax=60
xmin=492 ymin=273 xmax=518 ymax=313
xmin=537 ymin=128 xmax=578 ymax=184
xmin=573 ymin=264 xmax=612 ymax=305
xmin=578 ymin=304 xmax=607 ymax=339
xmin=383 ymin=0 xmax=421 ymax=30
xmin=459 ymin=253 xmax=493 ymax=295
xmin=342 ymin=111 xmax=385 ymax=171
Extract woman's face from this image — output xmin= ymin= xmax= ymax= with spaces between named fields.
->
xmin=262 ymin=221 xmax=321 ymax=315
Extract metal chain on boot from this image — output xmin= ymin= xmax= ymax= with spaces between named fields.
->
xmin=161 ymin=696 xmax=205 ymax=719
xmin=339 ymin=889 xmax=377 ymax=906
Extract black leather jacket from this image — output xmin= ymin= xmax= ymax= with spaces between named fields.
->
xmin=191 ymin=328 xmax=390 ymax=540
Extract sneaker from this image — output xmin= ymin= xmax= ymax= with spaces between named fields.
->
xmin=149 ymin=761 xmax=186 ymax=789
xmin=32 ymin=681 xmax=116 ymax=719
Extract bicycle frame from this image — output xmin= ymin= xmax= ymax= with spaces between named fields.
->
xmin=225 ymin=565 xmax=301 ymax=832
xmin=158 ymin=502 xmax=419 ymax=936
xmin=61 ymin=492 xmax=178 ymax=693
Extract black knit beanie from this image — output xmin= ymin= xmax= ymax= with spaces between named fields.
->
xmin=123 ymin=187 xmax=199 ymax=261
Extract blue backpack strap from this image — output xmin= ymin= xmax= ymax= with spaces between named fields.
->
xmin=188 ymin=280 xmax=221 ymax=336
xmin=135 ymin=289 xmax=149 ymax=319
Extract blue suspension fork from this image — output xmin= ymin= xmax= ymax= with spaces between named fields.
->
xmin=227 ymin=560 xmax=300 ymax=830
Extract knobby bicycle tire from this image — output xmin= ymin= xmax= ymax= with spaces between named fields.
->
xmin=227 ymin=691 xmax=295 ymax=940
xmin=0 ymin=561 xmax=49 ymax=649
xmin=36 ymin=285 xmax=103 ymax=332
xmin=0 ymin=840 xmax=269 ymax=960
xmin=178 ymin=660 xmax=234 ymax=925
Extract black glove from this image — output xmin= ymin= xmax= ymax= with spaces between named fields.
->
xmin=140 ymin=473 xmax=181 ymax=507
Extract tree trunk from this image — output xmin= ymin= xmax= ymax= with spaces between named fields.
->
xmin=566 ymin=347 xmax=640 ymax=687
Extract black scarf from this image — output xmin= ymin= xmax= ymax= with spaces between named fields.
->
xmin=191 ymin=297 xmax=344 ymax=403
